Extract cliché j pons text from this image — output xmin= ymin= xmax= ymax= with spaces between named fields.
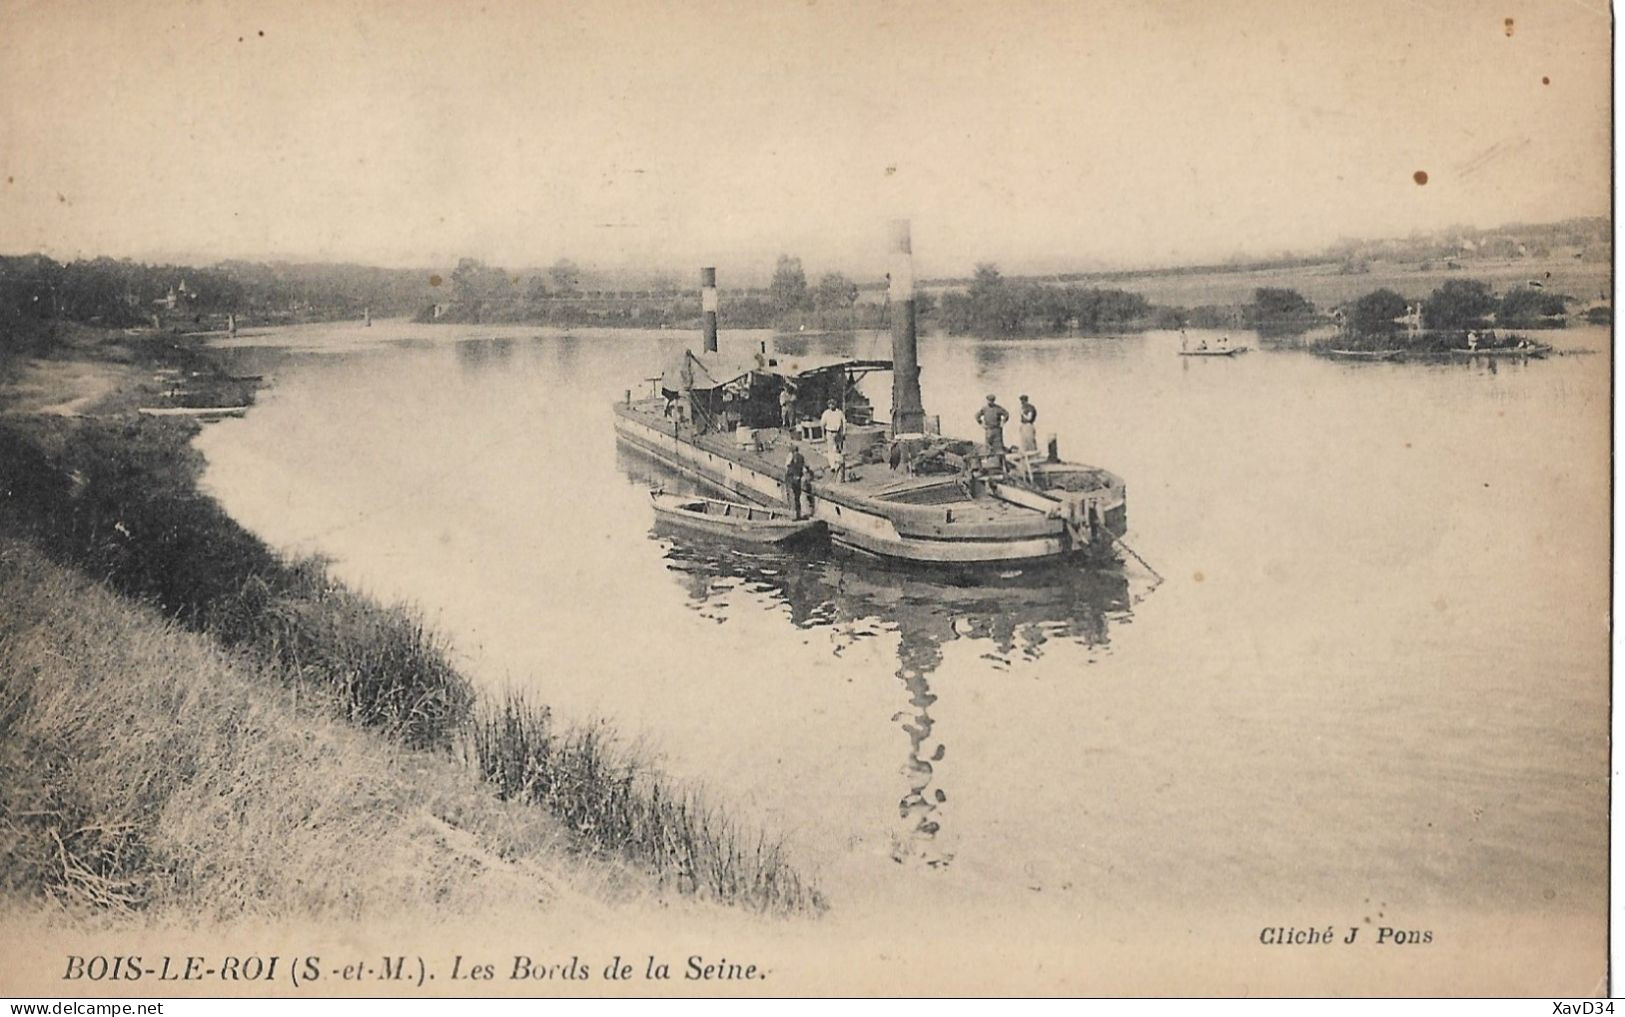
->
xmin=60 ymin=954 xmax=764 ymax=987
xmin=1260 ymin=926 xmax=1433 ymax=946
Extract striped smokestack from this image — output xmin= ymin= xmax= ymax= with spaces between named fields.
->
xmin=888 ymin=220 xmax=926 ymax=434
xmin=700 ymin=266 xmax=718 ymax=353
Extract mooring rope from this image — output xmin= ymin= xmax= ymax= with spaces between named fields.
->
xmin=1110 ymin=532 xmax=1164 ymax=589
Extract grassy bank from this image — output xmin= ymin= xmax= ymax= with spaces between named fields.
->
xmin=0 ymin=541 xmax=619 ymax=918
xmin=471 ymin=697 xmax=818 ymax=908
xmin=0 ymin=332 xmax=822 ymax=916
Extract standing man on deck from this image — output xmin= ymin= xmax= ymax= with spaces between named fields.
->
xmin=820 ymin=398 xmax=846 ymax=481
xmin=975 ymin=394 xmax=1009 ymax=468
xmin=784 ymin=444 xmax=808 ymax=519
xmin=679 ymin=351 xmax=697 ymax=428
xmin=779 ymin=383 xmax=797 ymax=428
xmin=1018 ymin=395 xmax=1039 ymax=454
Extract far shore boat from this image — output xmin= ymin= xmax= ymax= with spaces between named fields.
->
xmin=650 ymin=491 xmax=827 ymax=546
xmin=1324 ymin=348 xmax=1403 ymax=361
xmin=1450 ymin=342 xmax=1552 ymax=358
xmin=136 ymin=405 xmax=249 ymax=419
xmin=1177 ymin=346 xmax=1247 ymax=357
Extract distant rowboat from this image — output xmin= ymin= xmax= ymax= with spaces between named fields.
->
xmin=1177 ymin=347 xmax=1247 ymax=357
xmin=1450 ymin=343 xmax=1552 ymax=358
xmin=650 ymin=491 xmax=827 ymax=546
xmin=137 ymin=406 xmax=249 ymax=419
xmin=1325 ymin=348 xmax=1402 ymax=361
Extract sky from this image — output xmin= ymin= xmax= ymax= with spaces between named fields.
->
xmin=0 ymin=0 xmax=1612 ymax=281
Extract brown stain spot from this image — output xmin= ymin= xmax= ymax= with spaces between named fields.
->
xmin=1192 ymin=570 xmax=1205 ymax=583
xmin=1413 ymin=170 xmax=1428 ymax=185
xmin=56 ymin=193 xmax=67 ymax=204
xmin=1542 ymin=75 xmax=1550 ymax=85
xmin=428 ymin=274 xmax=442 ymax=287
xmin=1504 ymin=17 xmax=1514 ymax=36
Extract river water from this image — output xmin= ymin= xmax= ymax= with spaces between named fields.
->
xmin=196 ymin=321 xmax=1608 ymax=947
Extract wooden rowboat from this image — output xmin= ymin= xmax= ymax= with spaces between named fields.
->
xmin=1177 ymin=347 xmax=1246 ymax=357
xmin=137 ymin=405 xmax=250 ymax=418
xmin=1450 ymin=343 xmax=1552 ymax=358
xmin=1325 ymin=348 xmax=1402 ymax=361
xmin=650 ymin=491 xmax=827 ymax=545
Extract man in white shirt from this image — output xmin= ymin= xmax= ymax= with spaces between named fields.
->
xmin=820 ymin=399 xmax=846 ymax=480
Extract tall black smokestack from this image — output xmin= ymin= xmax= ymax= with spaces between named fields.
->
xmin=701 ymin=266 xmax=718 ymax=353
xmin=889 ymin=220 xmax=926 ymax=434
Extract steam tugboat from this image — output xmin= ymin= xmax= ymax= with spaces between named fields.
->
xmin=613 ymin=221 xmax=1128 ymax=566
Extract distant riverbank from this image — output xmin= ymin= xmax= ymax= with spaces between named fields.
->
xmin=0 ymin=326 xmax=821 ymax=921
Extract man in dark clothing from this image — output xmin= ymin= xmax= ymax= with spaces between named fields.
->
xmin=784 ymin=444 xmax=808 ymax=519
xmin=975 ymin=393 xmax=1009 ymax=468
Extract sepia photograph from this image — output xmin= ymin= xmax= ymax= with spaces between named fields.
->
xmin=0 ymin=0 xmax=1612 ymax=999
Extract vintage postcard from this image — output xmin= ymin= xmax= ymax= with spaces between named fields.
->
xmin=0 ymin=0 xmax=1611 ymax=998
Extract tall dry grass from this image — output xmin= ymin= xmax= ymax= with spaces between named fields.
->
xmin=0 ymin=542 xmax=607 ymax=919
xmin=204 ymin=564 xmax=472 ymax=751
xmin=0 ymin=417 xmax=472 ymax=750
xmin=470 ymin=696 xmax=823 ymax=914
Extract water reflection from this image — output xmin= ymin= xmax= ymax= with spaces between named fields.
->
xmin=618 ymin=447 xmax=1130 ymax=865
xmin=454 ymin=336 xmax=516 ymax=369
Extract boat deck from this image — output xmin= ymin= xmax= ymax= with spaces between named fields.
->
xmin=620 ymin=398 xmax=1045 ymax=527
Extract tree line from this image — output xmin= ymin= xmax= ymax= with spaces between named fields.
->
xmin=0 ymin=253 xmax=435 ymax=353
xmin=1343 ymin=279 xmax=1571 ymax=337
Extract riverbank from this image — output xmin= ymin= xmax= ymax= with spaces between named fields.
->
xmin=0 ymin=326 xmax=822 ymax=919
xmin=0 ymin=540 xmax=636 ymax=919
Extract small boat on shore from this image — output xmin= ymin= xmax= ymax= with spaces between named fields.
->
xmin=650 ymin=491 xmax=826 ymax=546
xmin=1450 ymin=342 xmax=1552 ymax=358
xmin=1325 ymin=348 xmax=1402 ymax=361
xmin=137 ymin=405 xmax=250 ymax=419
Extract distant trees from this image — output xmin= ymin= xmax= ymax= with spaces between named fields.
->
xmin=1242 ymin=287 xmax=1318 ymax=336
xmin=547 ymin=259 xmax=581 ymax=294
xmin=1247 ymin=287 xmax=1314 ymax=322
xmin=812 ymin=272 xmax=858 ymax=313
xmin=0 ymin=253 xmax=441 ymax=354
xmin=523 ymin=275 xmax=550 ymax=306
xmin=1152 ymin=306 xmax=1187 ymax=330
xmin=1422 ymin=279 xmax=1497 ymax=330
xmin=1347 ymin=288 xmax=1409 ymax=336
xmin=936 ymin=262 xmax=1151 ymax=335
xmin=449 ymin=258 xmax=515 ymax=321
xmin=769 ymin=255 xmax=810 ymax=315
xmin=1330 ymin=277 xmax=1581 ymax=353
xmin=948 ymin=263 xmax=1021 ymax=334
xmin=1496 ymin=286 xmax=1567 ymax=326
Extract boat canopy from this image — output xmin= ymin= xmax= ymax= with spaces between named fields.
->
xmin=661 ymin=350 xmax=758 ymax=393
xmin=768 ymin=354 xmax=894 ymax=379
xmin=661 ymin=350 xmax=893 ymax=394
